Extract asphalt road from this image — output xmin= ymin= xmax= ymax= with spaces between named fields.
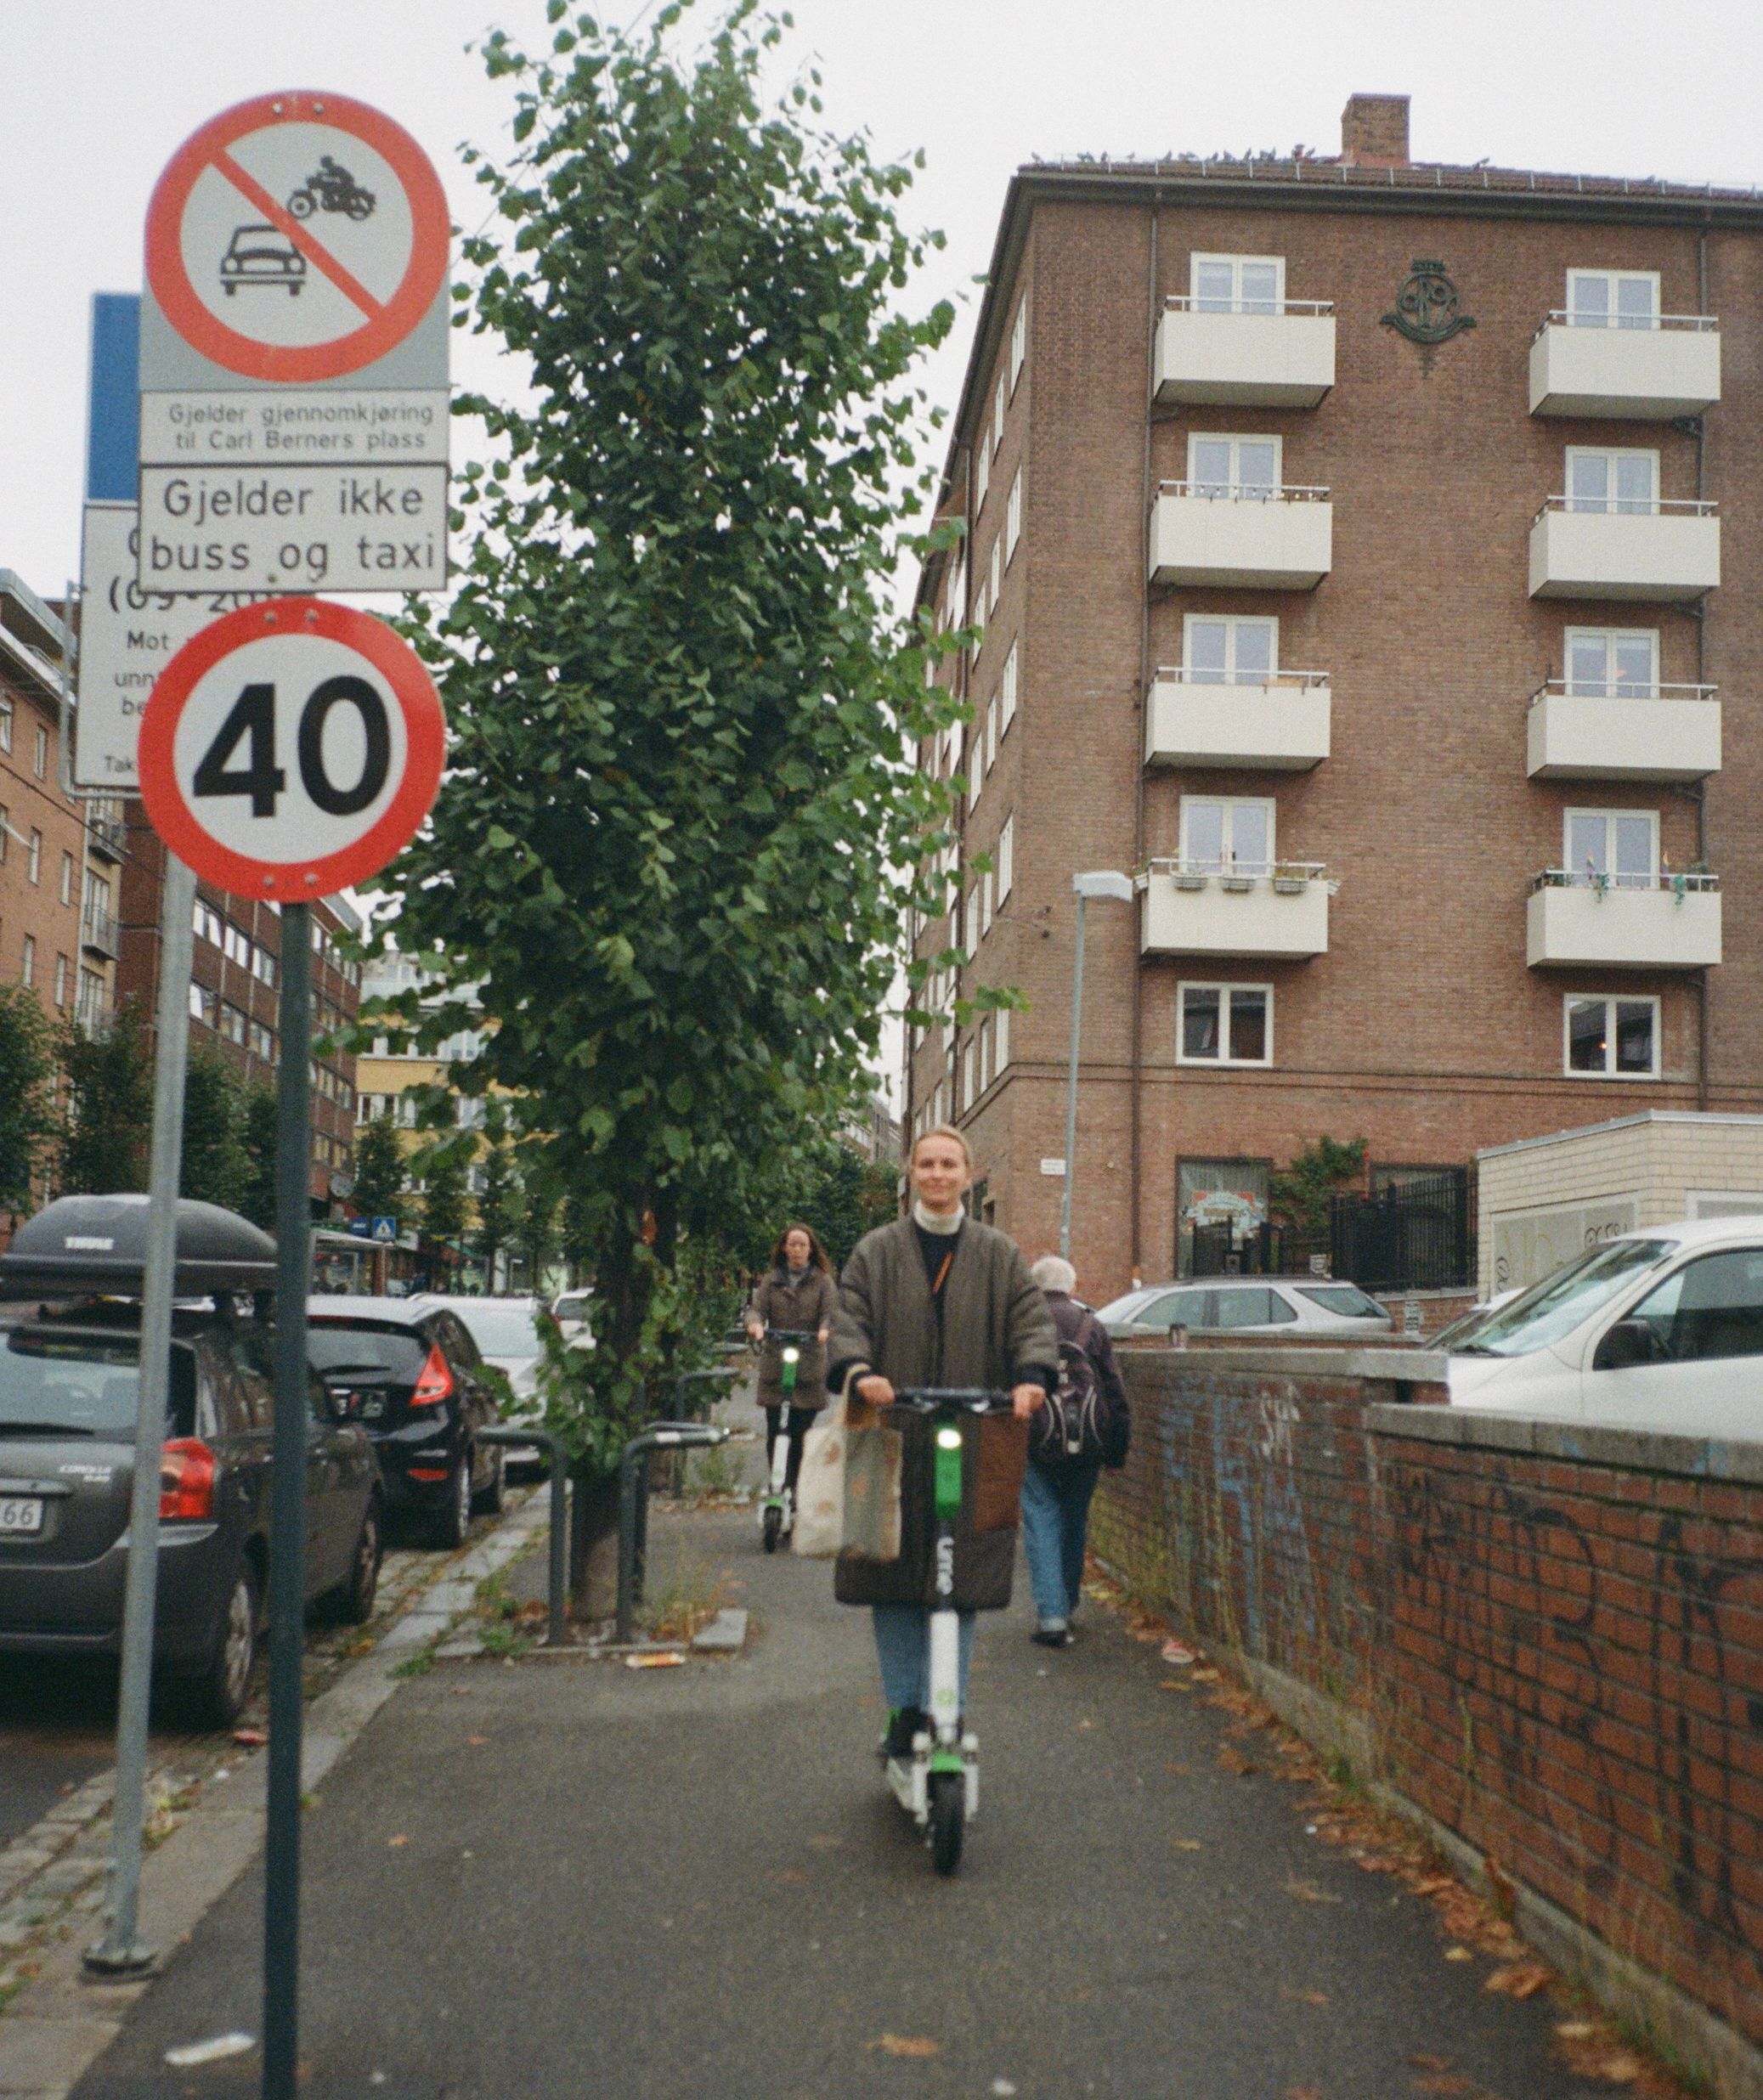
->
xmin=68 ymin=1506 xmax=1612 ymax=2100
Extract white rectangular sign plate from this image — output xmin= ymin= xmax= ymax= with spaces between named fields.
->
xmin=136 ymin=462 xmax=447 ymax=594
xmin=139 ymin=389 xmax=449 ymax=467
xmin=1040 ymin=1158 xmax=1067 ymax=1177
xmin=76 ymin=502 xmax=262 ymax=790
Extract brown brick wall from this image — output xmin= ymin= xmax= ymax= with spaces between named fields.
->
xmin=911 ymin=178 xmax=1763 ymax=1307
xmin=1092 ymin=1350 xmax=1763 ymax=2054
xmin=0 ymin=664 xmax=88 ymax=1026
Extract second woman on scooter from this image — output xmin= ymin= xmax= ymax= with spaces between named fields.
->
xmin=744 ymin=1223 xmax=837 ymax=1536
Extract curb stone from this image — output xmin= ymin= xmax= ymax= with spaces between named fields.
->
xmin=0 ymin=1491 xmax=546 ymax=2100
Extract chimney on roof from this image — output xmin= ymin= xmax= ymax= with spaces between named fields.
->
xmin=1341 ymin=93 xmax=1410 ymax=167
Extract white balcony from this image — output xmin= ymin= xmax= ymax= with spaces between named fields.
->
xmin=1526 ymin=872 xmax=1721 ymax=970
xmin=1526 ymin=684 xmax=1721 ymax=783
xmin=1142 ymin=861 xmax=1330 ymax=960
xmin=1528 ymin=498 xmax=1719 ymax=603
xmin=1150 ymin=483 xmax=1332 ymax=590
xmin=1154 ymin=298 xmax=1336 ymax=409
xmin=1145 ymin=669 xmax=1331 ymax=771
xmin=1529 ymin=315 xmax=1721 ymax=421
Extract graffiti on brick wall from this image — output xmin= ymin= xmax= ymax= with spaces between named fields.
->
xmin=1390 ymin=1456 xmax=1763 ymax=1964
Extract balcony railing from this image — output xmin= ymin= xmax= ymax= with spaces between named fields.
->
xmin=1538 ymin=494 xmax=1716 ymax=521
xmin=85 ymin=804 xmax=127 ymax=861
xmin=1531 ymin=679 xmax=1715 ymax=702
xmin=1156 ymin=858 xmax=1329 ymax=887
xmin=1525 ymin=679 xmax=1721 ymax=785
xmin=80 ymin=906 xmax=119 ymax=959
xmin=1526 ymin=867 xmax=1721 ymax=969
xmin=74 ymin=990 xmax=111 ymax=1036
xmin=1160 ymin=666 xmax=1330 ymax=688
xmin=1165 ymin=295 xmax=1335 ymax=316
xmin=1529 ymin=867 xmax=1719 ymax=896
xmin=1161 ymin=479 xmax=1331 ymax=505
xmin=1533 ymin=310 xmax=1717 ymax=336
xmin=1146 ymin=667 xmax=1331 ymax=771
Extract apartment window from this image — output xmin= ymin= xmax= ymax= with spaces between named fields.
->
xmin=980 ymin=867 xmax=994 ymax=937
xmin=0 ymin=805 xmax=7 ymax=860
xmin=967 ymin=736 xmax=981 ymax=810
xmin=59 ymin=851 xmax=73 ymax=906
xmin=32 ymin=725 xmax=47 ymax=780
xmin=193 ymin=900 xmax=225 ymax=947
xmin=995 ymin=1003 xmax=1010 ymax=1073
xmin=1178 ymin=984 xmax=1272 ymax=1066
xmin=26 ymin=830 xmax=41 ymax=884
xmin=1566 ymin=628 xmax=1658 ymax=698
xmin=993 ymin=371 xmax=1006 ymax=454
xmin=1190 ymin=253 xmax=1284 ymax=313
xmin=1566 ymin=995 xmax=1659 ymax=1078
xmin=1566 ymin=269 xmax=1659 ymax=330
xmin=53 ymin=954 xmax=68 ymax=1007
xmin=985 ymin=697 xmax=997 ymax=771
xmin=1180 ymin=796 xmax=1274 ymax=873
xmin=987 ymin=536 xmax=1001 ymax=614
xmin=0 ymin=700 xmax=10 ymax=751
xmin=997 ymin=815 xmax=1014 ymax=902
xmin=20 ymin=936 xmax=34 ymax=988
xmin=979 ymin=1019 xmax=992 ymax=1095
xmin=189 ymin=982 xmax=218 ymax=1026
xmin=1189 ymin=434 xmax=1280 ymax=497
xmin=252 ymin=946 xmax=277 ymax=988
xmin=224 ymin=923 xmax=250 ymax=967
xmin=1000 ymin=642 xmax=1019 ymax=732
xmin=1184 ymin=615 xmax=1276 ymax=685
xmin=1565 ymin=808 xmax=1656 ymax=888
xmin=219 ymin=1002 xmax=247 ymax=1045
xmin=963 ymin=884 xmax=978 ymax=953
xmin=1566 ymin=447 xmax=1657 ymax=515
xmin=962 ymin=1040 xmax=975 ymax=1112
xmin=1009 ymin=300 xmax=1026 ymax=389
xmin=945 ymin=561 xmax=964 ymax=631
xmin=76 ymin=967 xmax=105 ymax=1030
xmin=1005 ymin=470 xmax=1022 ymax=561
xmin=975 ymin=435 xmax=990 ymax=511
xmin=250 ymin=1019 xmax=275 ymax=1058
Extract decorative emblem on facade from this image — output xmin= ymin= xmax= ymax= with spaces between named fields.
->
xmin=1381 ymin=258 xmax=1477 ymax=345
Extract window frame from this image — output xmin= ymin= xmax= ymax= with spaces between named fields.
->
xmin=1187 ymin=432 xmax=1284 ymax=497
xmin=0 ymin=700 xmax=10 ymax=752
xmin=1182 ymin=613 xmax=1279 ymax=686
xmin=1177 ymin=980 xmax=1274 ymax=1069
xmin=20 ymin=934 xmax=34 ymax=988
xmin=1563 ymin=993 xmax=1661 ymax=1081
xmin=1565 ymin=444 xmax=1659 ymax=515
xmin=1189 ymin=252 xmax=1286 ymax=313
xmin=1564 ymin=626 xmax=1660 ymax=698
xmin=32 ymin=724 xmax=47 ymax=780
xmin=975 ymin=436 xmax=989 ymax=511
xmin=993 ymin=371 xmax=1006 ymax=454
xmin=997 ymin=815 xmax=1014 ymax=903
xmin=1009 ymin=299 xmax=1026 ymax=390
xmin=1004 ymin=469 xmax=1022 ymax=562
xmin=1178 ymin=794 xmax=1276 ymax=873
xmin=1563 ymin=806 xmax=1658 ymax=888
xmin=26 ymin=830 xmax=41 ymax=884
xmin=1566 ymin=268 xmax=1661 ymax=330
xmin=1000 ymin=641 xmax=1019 ymax=732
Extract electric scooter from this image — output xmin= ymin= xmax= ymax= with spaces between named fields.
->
xmin=758 ymin=1327 xmax=819 ymax=1555
xmin=881 ymin=1387 xmax=1001 ymax=1877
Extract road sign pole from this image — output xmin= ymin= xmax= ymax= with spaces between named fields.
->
xmin=84 ymin=854 xmax=197 ymax=1974
xmin=263 ymin=903 xmax=313 ymax=2100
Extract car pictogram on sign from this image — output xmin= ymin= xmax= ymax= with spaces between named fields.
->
xmin=219 ymin=225 xmax=307 ymax=296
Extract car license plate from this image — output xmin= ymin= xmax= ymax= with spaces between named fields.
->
xmin=0 ymin=1496 xmax=44 ymax=1536
xmin=358 ymin=1394 xmax=386 ymax=1420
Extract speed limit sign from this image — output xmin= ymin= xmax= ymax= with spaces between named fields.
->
xmin=137 ymin=596 xmax=444 ymax=900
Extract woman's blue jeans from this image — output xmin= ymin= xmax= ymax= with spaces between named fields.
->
xmin=1020 ymin=1459 xmax=1100 ymax=1627
xmin=872 ymin=1605 xmax=975 ymax=1713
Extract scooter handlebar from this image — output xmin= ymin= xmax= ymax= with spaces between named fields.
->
xmin=761 ymin=1327 xmax=821 ymax=1343
xmin=887 ymin=1386 xmax=1010 ymax=1411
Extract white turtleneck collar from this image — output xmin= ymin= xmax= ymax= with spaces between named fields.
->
xmin=912 ymin=1199 xmax=964 ymax=1237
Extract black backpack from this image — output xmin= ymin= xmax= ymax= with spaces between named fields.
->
xmin=1030 ymin=1307 xmax=1129 ymax=1471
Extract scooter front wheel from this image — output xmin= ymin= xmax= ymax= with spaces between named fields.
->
xmin=762 ymin=1504 xmax=783 ymax=1554
xmin=928 ymin=1771 xmax=964 ymax=1876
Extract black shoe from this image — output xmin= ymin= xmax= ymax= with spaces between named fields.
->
xmin=1032 ymin=1625 xmax=1073 ymax=1649
xmin=882 ymin=1706 xmax=927 ymax=1758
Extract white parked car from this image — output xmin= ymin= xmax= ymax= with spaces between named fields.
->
xmin=1447 ymin=1217 xmax=1763 ymax=1439
xmin=402 ymin=1295 xmax=545 ymax=1403
xmin=1097 ymin=1277 xmax=1392 ymax=1341
xmin=550 ymin=1290 xmax=595 ymax=1350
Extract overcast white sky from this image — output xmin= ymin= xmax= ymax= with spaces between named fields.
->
xmin=5 ymin=0 xmax=1761 ymax=593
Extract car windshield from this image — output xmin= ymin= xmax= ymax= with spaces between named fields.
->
xmin=454 ymin=1305 xmax=540 ymax=1358
xmin=1095 ymin=1289 xmax=1161 ymax=1325
xmin=553 ymin=1296 xmax=591 ymax=1324
xmin=1453 ymin=1239 xmax=1675 ymax=1358
xmin=1295 ymin=1284 xmax=1387 ymax=1320
xmin=0 ymin=1330 xmax=195 ymax=1437
xmin=307 ymin=1323 xmax=428 ymax=1383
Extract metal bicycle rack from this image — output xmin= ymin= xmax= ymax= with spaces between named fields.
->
xmin=615 ymin=1420 xmax=732 ymax=1645
xmin=475 ymin=1425 xmax=570 ymax=1648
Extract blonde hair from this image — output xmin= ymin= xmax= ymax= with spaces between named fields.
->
xmin=912 ymin=1123 xmax=975 ymax=1172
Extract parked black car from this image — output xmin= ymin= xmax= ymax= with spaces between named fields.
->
xmin=306 ymin=1297 xmax=503 ymax=1548
xmin=0 ymin=1196 xmax=381 ymax=1728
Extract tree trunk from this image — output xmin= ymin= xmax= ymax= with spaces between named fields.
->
xmin=568 ymin=1463 xmax=620 ymax=1622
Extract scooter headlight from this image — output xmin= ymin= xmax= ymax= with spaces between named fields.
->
xmin=935 ymin=1426 xmax=963 ymax=1450
xmin=782 ymin=1346 xmax=800 ymax=1365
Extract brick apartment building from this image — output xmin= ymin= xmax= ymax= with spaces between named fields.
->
xmin=905 ymin=94 xmax=1763 ymax=1301
xmin=116 ymin=825 xmax=362 ymax=1211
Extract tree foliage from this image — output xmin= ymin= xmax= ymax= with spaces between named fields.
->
xmin=0 ymin=986 xmax=61 ymax=1213
xmin=380 ymin=1 xmax=963 ymax=1465
xmin=416 ymin=1138 xmax=472 ymax=1273
xmin=59 ymin=1005 xmax=153 ymax=1197
xmin=239 ymin=1086 xmax=280 ymax=1232
xmin=350 ymin=1114 xmax=407 ymax=1225
xmin=1269 ymin=1136 xmax=1368 ymax=1235
xmin=471 ymin=1106 xmax=520 ymax=1284
xmin=180 ymin=1052 xmax=251 ymax=1210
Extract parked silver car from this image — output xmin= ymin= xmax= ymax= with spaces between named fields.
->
xmin=1097 ymin=1276 xmax=1392 ymax=1341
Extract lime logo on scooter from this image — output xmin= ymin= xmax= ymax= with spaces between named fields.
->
xmin=760 ymin=1327 xmax=818 ymax=1555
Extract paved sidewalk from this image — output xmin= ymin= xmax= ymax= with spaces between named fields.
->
xmin=61 ymin=1508 xmax=1617 ymax=2100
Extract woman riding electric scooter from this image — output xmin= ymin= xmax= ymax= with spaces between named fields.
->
xmin=744 ymin=1224 xmax=836 ymax=1546
xmin=827 ymin=1126 xmax=1057 ymax=1870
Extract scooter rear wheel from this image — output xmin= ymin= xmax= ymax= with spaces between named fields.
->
xmin=762 ymin=1504 xmax=783 ymax=1555
xmin=928 ymin=1771 xmax=964 ymax=1876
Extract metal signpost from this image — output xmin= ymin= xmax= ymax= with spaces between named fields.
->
xmin=114 ymin=90 xmax=451 ymax=2100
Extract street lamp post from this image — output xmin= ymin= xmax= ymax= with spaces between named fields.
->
xmin=1059 ymin=870 xmax=1136 ymax=1262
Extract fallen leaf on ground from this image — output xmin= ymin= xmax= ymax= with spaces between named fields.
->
xmin=875 ymin=2035 xmax=941 ymax=2058
xmin=624 ymin=1651 xmax=685 ymax=1669
xmin=1593 ymin=2053 xmax=1642 ymax=2085
xmin=1554 ymin=2021 xmax=1595 ymax=2041
xmin=1411 ymin=2073 xmax=1474 ymax=2097
xmin=1162 ymin=1761 xmax=1190 ymax=1775
xmin=386 ymin=1834 xmax=408 ymax=1849
xmin=1160 ymin=1679 xmax=1192 ymax=1692
xmin=1285 ymin=1877 xmax=1342 ymax=1905
xmin=1172 ymin=1838 xmax=1204 ymax=1852
xmin=466 ymin=1736 xmax=489 ymax=1747
xmin=774 ymin=1868 xmax=807 ymax=1884
xmin=1161 ymin=1640 xmax=1196 ymax=1665
xmin=1287 ymin=2086 xmax=1322 ymax=2099
xmin=1217 ymin=1745 xmax=1258 ymax=1775
xmin=1411 ymin=1874 xmax=1453 ymax=1895
xmin=1281 ymin=1988 xmax=1330 ymax=2007
xmin=1483 ymin=1961 xmax=1551 ymax=2000
xmin=1406 ymin=2056 xmax=1453 ymax=2073
xmin=1076 ymin=1718 xmax=1094 ymax=1730
xmin=1443 ymin=1945 xmax=1472 ymax=1962
xmin=1189 ymin=1666 xmax=1221 ymax=1683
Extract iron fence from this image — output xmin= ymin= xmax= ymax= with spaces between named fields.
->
xmin=1329 ymin=1169 xmax=1474 ymax=1291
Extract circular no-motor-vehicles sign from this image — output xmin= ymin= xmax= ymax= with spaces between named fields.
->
xmin=138 ymin=599 xmax=445 ymax=900
xmin=144 ymin=90 xmax=449 ymax=382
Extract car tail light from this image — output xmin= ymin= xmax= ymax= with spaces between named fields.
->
xmin=410 ymin=1346 xmax=455 ymax=1408
xmin=160 ymin=1438 xmax=217 ymax=1521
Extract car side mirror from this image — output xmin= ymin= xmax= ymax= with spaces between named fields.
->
xmin=1594 ymin=1318 xmax=1660 ymax=1373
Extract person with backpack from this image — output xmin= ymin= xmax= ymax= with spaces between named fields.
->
xmin=1020 ymin=1255 xmax=1131 ymax=1647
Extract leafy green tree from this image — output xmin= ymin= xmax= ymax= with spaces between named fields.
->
xmin=472 ymin=1107 xmax=520 ymax=1287
xmin=416 ymin=1138 xmax=472 ymax=1283
xmin=350 ymin=1113 xmax=407 ymax=1226
xmin=381 ymin=3 xmax=963 ymax=1607
xmin=179 ymin=1052 xmax=251 ymax=1210
xmin=239 ymin=1087 xmax=279 ymax=1232
xmin=58 ymin=1004 xmax=152 ymax=1196
xmin=0 ymin=985 xmax=62 ymax=1216
xmin=1269 ymin=1136 xmax=1368 ymax=1236
xmin=513 ymin=1142 xmax=561 ymax=1294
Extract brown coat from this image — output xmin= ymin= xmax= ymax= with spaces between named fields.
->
xmin=746 ymin=1266 xmax=837 ymax=1411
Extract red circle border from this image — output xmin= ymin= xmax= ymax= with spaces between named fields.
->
xmin=138 ymin=597 xmax=446 ymax=902
xmin=144 ymin=91 xmax=450 ymax=382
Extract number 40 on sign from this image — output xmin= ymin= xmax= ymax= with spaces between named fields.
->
xmin=137 ymin=597 xmax=444 ymax=902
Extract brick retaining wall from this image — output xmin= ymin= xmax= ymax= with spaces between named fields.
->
xmin=1091 ymin=1348 xmax=1763 ymax=2092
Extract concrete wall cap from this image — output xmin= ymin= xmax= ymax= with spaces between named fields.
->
xmin=1366 ymin=1400 xmax=1763 ymax=1486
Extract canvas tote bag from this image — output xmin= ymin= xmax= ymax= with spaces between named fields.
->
xmin=791 ymin=1386 xmax=848 ymax=1558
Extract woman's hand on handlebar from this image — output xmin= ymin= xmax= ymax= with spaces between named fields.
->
xmin=855 ymin=1374 xmax=895 ymax=1408
xmin=745 ymin=1322 xmax=764 ymax=1343
xmin=1010 ymin=1383 xmax=1043 ymax=1422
